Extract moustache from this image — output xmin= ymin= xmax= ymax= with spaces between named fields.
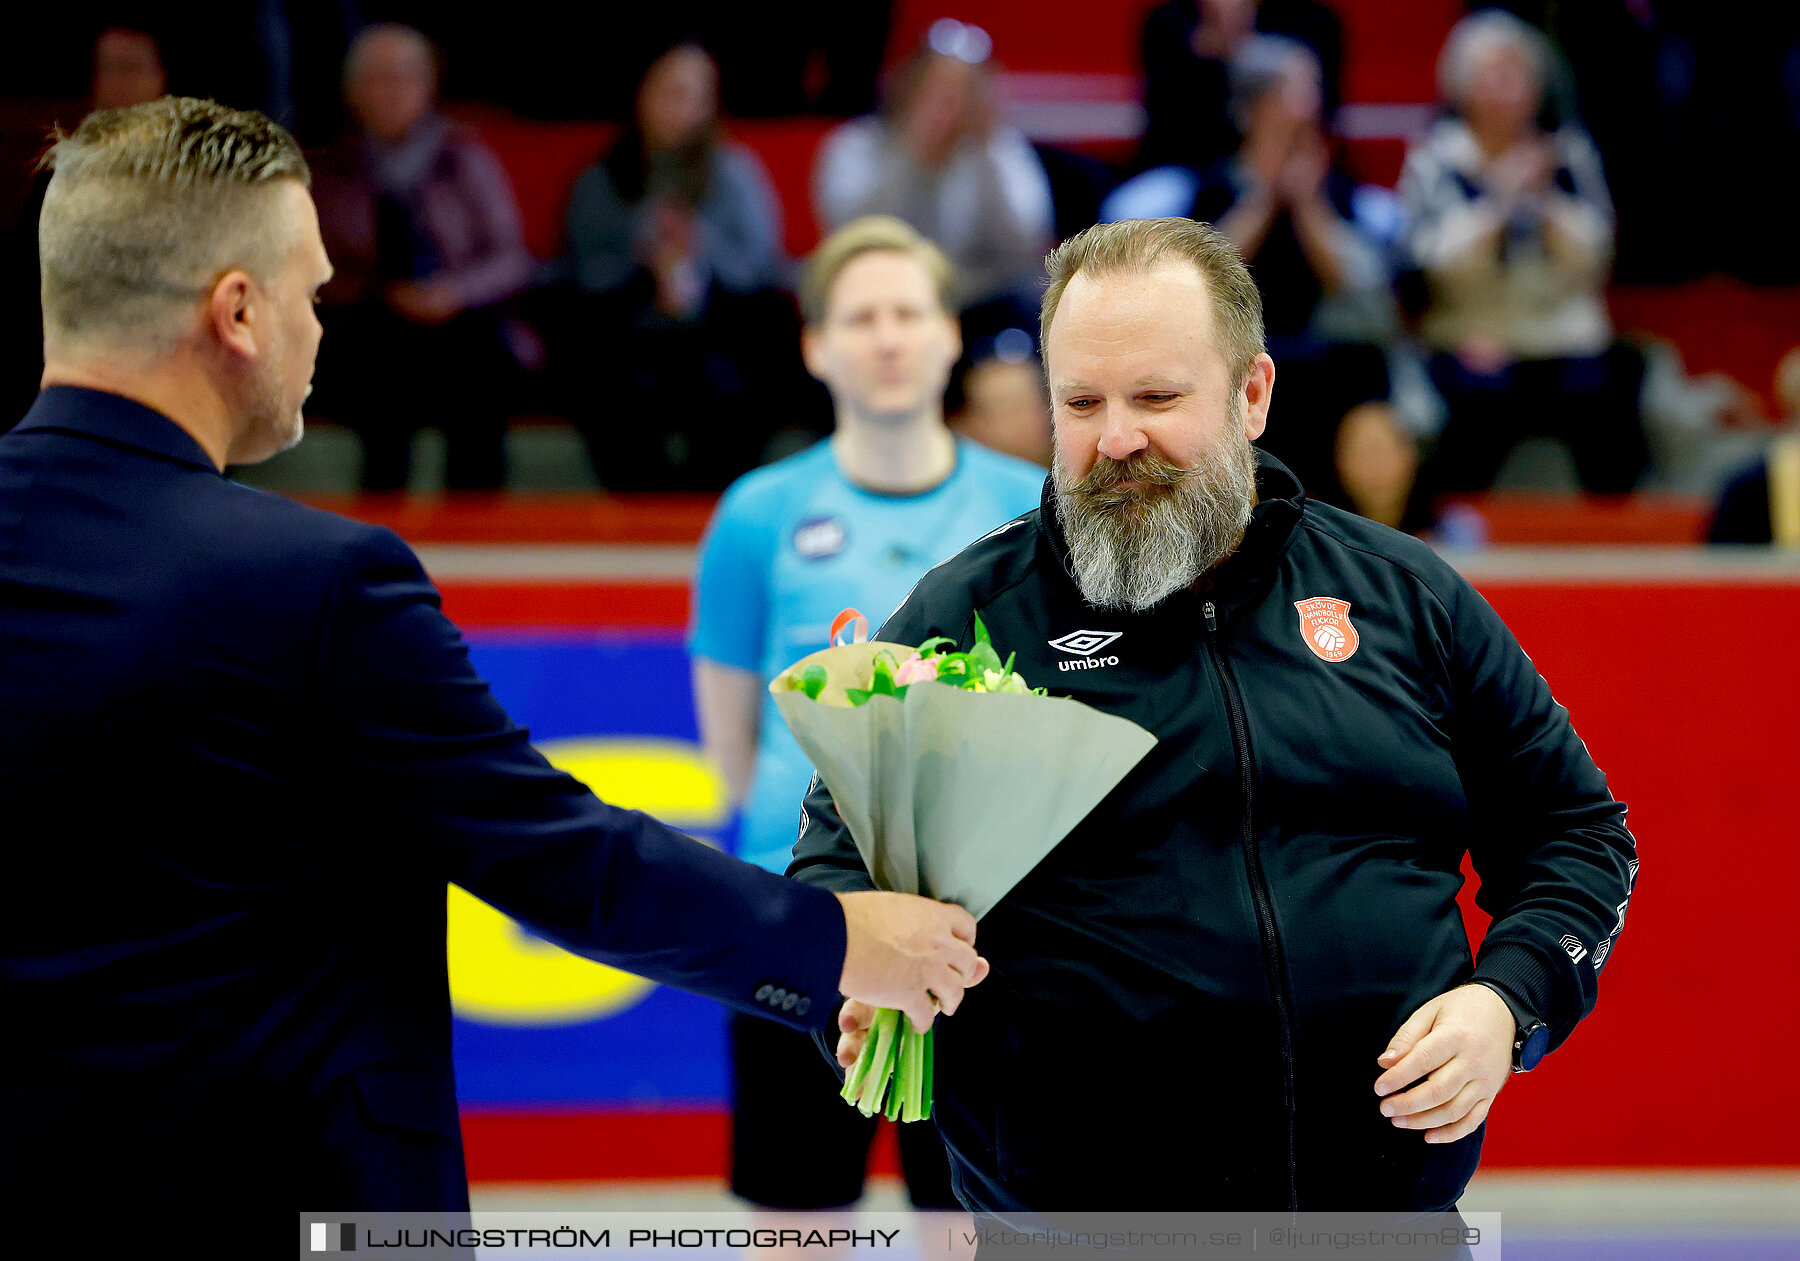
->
xmin=1074 ymin=451 xmax=1196 ymax=509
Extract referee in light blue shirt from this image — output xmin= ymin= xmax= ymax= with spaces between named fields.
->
xmin=689 ymin=216 xmax=1044 ymax=1208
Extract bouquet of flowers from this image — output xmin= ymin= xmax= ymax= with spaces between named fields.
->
xmin=770 ymin=610 xmax=1157 ymax=1122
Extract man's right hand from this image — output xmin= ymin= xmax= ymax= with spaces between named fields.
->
xmin=836 ymin=891 xmax=988 ymax=1035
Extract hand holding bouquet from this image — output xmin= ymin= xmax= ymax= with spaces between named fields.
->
xmin=772 ymin=610 xmax=1156 ymax=1121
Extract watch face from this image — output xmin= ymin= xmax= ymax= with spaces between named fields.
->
xmin=1518 ymin=1022 xmax=1551 ymax=1072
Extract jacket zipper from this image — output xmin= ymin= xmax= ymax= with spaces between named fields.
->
xmin=1204 ymin=598 xmax=1299 ymax=1211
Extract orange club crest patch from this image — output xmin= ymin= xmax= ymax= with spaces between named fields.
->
xmin=1294 ymin=597 xmax=1360 ymax=662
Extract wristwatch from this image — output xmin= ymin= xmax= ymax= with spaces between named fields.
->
xmin=1511 ymin=1019 xmax=1550 ymax=1073
xmin=1474 ymin=981 xmax=1549 ymax=1073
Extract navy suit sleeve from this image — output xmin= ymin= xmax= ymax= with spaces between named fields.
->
xmin=315 ymin=527 xmax=846 ymax=1030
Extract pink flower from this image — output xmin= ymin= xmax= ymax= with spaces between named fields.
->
xmin=893 ymin=652 xmax=941 ymax=687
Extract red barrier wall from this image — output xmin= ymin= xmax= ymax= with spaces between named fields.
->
xmin=442 ymin=572 xmax=1800 ymax=1174
xmin=1464 ymin=580 xmax=1799 ymax=1167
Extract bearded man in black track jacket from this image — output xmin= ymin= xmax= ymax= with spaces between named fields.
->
xmin=790 ymin=217 xmax=1638 ymax=1215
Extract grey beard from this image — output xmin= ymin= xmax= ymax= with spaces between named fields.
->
xmin=1053 ymin=429 xmax=1258 ymax=612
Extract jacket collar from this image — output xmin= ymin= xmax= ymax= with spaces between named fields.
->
xmin=12 ymin=386 xmax=220 ymax=473
xmin=1036 ymin=448 xmax=1307 ymax=621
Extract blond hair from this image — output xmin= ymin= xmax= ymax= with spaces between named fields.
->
xmin=1040 ymin=217 xmax=1265 ymax=383
xmin=38 ymin=96 xmax=310 ymax=357
xmin=799 ymin=215 xmax=957 ymax=326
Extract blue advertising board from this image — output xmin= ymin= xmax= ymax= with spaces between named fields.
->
xmin=451 ymin=631 xmax=737 ymax=1105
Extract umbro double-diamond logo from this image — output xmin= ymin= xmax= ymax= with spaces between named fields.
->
xmin=1048 ymin=629 xmax=1121 ymax=672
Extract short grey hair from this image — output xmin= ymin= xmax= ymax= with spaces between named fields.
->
xmin=1041 ymin=217 xmax=1266 ymax=386
xmin=1437 ymin=8 xmax=1551 ymax=108
xmin=38 ymin=96 xmax=310 ymax=357
xmin=1227 ymin=34 xmax=1321 ymax=132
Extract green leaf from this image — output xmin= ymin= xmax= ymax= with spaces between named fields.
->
xmin=1001 ymin=650 xmax=1017 ymax=680
xmin=798 ymin=664 xmax=828 ymax=701
xmin=915 ymin=636 xmax=953 ymax=657
xmin=845 ymin=687 xmax=872 ymax=706
xmin=968 ymin=615 xmax=1004 ymax=674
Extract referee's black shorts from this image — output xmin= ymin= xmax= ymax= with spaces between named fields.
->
xmin=728 ymin=1011 xmax=958 ymax=1210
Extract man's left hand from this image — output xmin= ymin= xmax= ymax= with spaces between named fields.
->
xmin=1373 ymin=983 xmax=1517 ymax=1144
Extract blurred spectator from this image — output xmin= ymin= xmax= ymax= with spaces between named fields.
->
xmin=1335 ymin=400 xmax=1423 ymax=530
xmin=1137 ymin=0 xmax=1343 ymax=173
xmin=1709 ymin=348 xmax=1800 ymax=545
xmin=310 ymin=23 xmax=533 ymax=491
xmin=90 ymin=25 xmax=167 ymax=110
xmin=4 ymin=26 xmax=170 ymax=427
xmin=813 ymin=20 xmax=1054 ymax=343
xmin=555 ymin=42 xmax=799 ymax=491
xmin=1400 ymin=8 xmax=1648 ymax=495
xmin=136 ymin=3 xmax=358 ymax=142
xmin=948 ymin=327 xmax=1052 ymax=467
xmin=1186 ymin=35 xmax=1410 ymax=522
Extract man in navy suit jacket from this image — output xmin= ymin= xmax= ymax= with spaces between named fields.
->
xmin=0 ymin=98 xmax=987 ymax=1242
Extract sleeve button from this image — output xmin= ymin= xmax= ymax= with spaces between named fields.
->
xmin=755 ymin=984 xmax=773 ymax=1002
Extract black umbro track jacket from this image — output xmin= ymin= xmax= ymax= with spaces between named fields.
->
xmin=790 ymin=453 xmax=1637 ymax=1213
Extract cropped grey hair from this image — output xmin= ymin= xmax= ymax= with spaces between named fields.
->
xmin=38 ymin=96 xmax=310 ymax=357
xmin=1437 ymin=8 xmax=1551 ymax=108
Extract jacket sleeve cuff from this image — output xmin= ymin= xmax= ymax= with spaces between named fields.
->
xmin=779 ymin=883 xmax=847 ymax=1034
xmin=730 ymin=877 xmax=846 ymax=1035
xmin=1471 ymin=939 xmax=1558 ymax=1034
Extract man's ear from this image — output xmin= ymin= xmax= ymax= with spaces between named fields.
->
xmin=1242 ymin=352 xmax=1275 ymax=442
xmin=799 ymin=325 xmax=826 ymax=383
xmin=207 ymin=270 xmax=259 ymax=361
xmin=942 ymin=313 xmax=963 ymax=370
